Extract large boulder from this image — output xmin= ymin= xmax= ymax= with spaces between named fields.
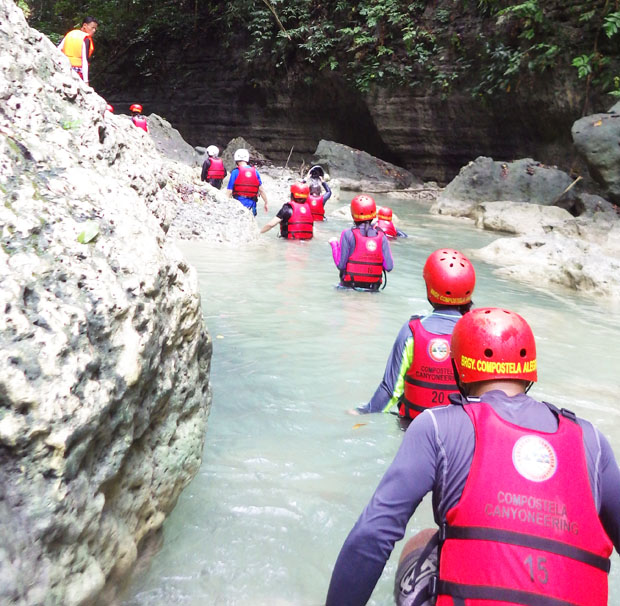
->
xmin=146 ymin=113 xmax=202 ymax=167
xmin=571 ymin=102 xmax=620 ymax=203
xmin=1 ymin=1 xmax=212 ymax=604
xmin=312 ymin=139 xmax=420 ymax=192
xmin=439 ymin=156 xmax=575 ymax=206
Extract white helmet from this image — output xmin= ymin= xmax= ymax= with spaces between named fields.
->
xmin=206 ymin=145 xmax=219 ymax=157
xmin=234 ymin=148 xmax=250 ymax=163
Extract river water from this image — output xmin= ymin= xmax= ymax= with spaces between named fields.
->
xmin=120 ymin=196 xmax=620 ymax=605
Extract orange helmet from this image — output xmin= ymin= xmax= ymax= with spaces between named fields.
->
xmin=350 ymin=195 xmax=376 ymax=221
xmin=377 ymin=207 xmax=393 ymax=221
xmin=451 ymin=308 xmax=537 ymax=384
xmin=130 ymin=103 xmax=143 ymax=113
xmin=106 ymin=104 xmax=114 ymax=113
xmin=290 ymin=182 xmax=310 ymax=201
xmin=423 ymin=249 xmax=475 ymax=306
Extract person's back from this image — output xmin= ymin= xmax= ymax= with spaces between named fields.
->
xmin=329 ymin=195 xmax=393 ymax=291
xmin=260 ymin=182 xmax=312 ymax=239
xmin=356 ymin=249 xmax=475 ymax=420
xmin=201 ymin=145 xmax=226 ymax=189
xmin=327 ymin=307 xmax=620 ymax=606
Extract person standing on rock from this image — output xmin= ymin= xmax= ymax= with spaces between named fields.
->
xmin=305 ymin=165 xmax=332 ymax=221
xmin=226 ymin=148 xmax=269 ymax=216
xmin=260 ymin=182 xmax=314 ymax=239
xmin=327 ymin=307 xmax=620 ymax=606
xmin=329 ymin=194 xmax=393 ymax=290
xmin=201 ymin=145 xmax=227 ymax=190
xmin=57 ymin=16 xmax=98 ymax=86
xmin=351 ymin=249 xmax=475 ymax=427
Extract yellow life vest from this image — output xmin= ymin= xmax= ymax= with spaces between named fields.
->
xmin=61 ymin=29 xmax=94 ymax=67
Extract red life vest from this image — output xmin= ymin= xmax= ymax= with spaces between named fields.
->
xmin=284 ymin=201 xmax=313 ymax=240
xmin=307 ymin=194 xmax=325 ymax=221
xmin=342 ymin=228 xmax=384 ymax=289
xmin=399 ymin=318 xmax=457 ymax=419
xmin=437 ymin=402 xmax=612 ymax=606
xmin=132 ymin=116 xmax=148 ymax=132
xmin=206 ymin=157 xmax=225 ymax=179
xmin=375 ymin=218 xmax=397 ymax=238
xmin=233 ymin=166 xmax=260 ymax=199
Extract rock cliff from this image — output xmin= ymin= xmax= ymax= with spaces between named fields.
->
xmin=0 ymin=1 xmax=215 ymax=603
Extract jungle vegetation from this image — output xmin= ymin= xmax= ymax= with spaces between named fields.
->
xmin=19 ymin=0 xmax=620 ymax=111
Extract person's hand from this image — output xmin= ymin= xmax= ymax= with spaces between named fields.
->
xmin=263 ymin=201 xmax=269 ymax=213
xmin=347 ymin=408 xmax=361 ymax=416
xmin=329 ymin=237 xmax=338 ymax=244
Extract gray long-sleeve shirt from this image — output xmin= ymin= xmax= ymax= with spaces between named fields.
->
xmin=326 ymin=390 xmax=620 ymax=605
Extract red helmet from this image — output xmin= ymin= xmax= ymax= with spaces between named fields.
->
xmin=451 ymin=307 xmax=537 ymax=384
xmin=130 ymin=103 xmax=143 ymax=113
xmin=350 ymin=195 xmax=376 ymax=221
xmin=423 ymin=249 xmax=475 ymax=306
xmin=377 ymin=207 xmax=392 ymax=221
xmin=106 ymin=104 xmax=114 ymax=113
xmin=290 ymin=182 xmax=310 ymax=201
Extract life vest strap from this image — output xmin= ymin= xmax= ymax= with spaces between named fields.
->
xmin=446 ymin=526 xmax=610 ymax=572
xmin=404 ymin=376 xmax=458 ymax=391
xmin=438 ymin=580 xmax=578 ymax=606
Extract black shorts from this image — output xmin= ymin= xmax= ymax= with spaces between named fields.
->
xmin=394 ymin=543 xmax=438 ymax=606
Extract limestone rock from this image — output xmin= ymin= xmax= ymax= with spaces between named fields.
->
xmin=147 ymin=114 xmax=202 ymax=167
xmin=0 ymin=1 xmax=213 ymax=603
xmin=312 ymin=139 xmax=420 ymax=192
xmin=439 ymin=157 xmax=575 ymax=206
xmin=572 ymin=104 xmax=620 ymax=203
xmin=471 ymin=202 xmax=574 ymax=235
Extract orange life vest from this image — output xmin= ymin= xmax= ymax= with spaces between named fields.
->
xmin=61 ymin=30 xmax=94 ymax=67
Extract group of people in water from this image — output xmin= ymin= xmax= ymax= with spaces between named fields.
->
xmin=203 ymin=146 xmax=620 ymax=606
xmin=203 ymin=146 xmax=404 ymax=291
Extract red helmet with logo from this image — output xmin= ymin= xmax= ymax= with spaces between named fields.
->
xmin=423 ymin=249 xmax=475 ymax=306
xmin=350 ymin=195 xmax=376 ymax=221
xmin=290 ymin=182 xmax=310 ymax=201
xmin=130 ymin=103 xmax=143 ymax=113
xmin=451 ymin=307 xmax=537 ymax=384
xmin=377 ymin=207 xmax=393 ymax=221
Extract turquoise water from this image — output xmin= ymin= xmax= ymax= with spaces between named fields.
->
xmin=120 ymin=197 xmax=620 ymax=605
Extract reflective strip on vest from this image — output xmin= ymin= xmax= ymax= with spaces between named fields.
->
xmin=436 ymin=402 xmax=612 ymax=606
xmin=399 ymin=318 xmax=457 ymax=419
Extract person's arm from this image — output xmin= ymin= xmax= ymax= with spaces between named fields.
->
xmin=381 ymin=233 xmax=394 ymax=272
xmin=226 ymin=170 xmax=236 ymax=197
xmin=81 ymin=39 xmax=89 ymax=84
xmin=260 ymin=216 xmax=281 ymax=234
xmin=336 ymin=230 xmax=355 ymax=271
xmin=201 ymin=159 xmax=210 ymax=182
xmin=322 ymin=181 xmax=332 ymax=204
xmin=326 ymin=413 xmax=439 ymax=606
xmin=57 ymin=35 xmax=66 ymax=50
xmin=258 ymin=185 xmax=269 ymax=213
xmin=355 ymin=323 xmax=414 ymax=414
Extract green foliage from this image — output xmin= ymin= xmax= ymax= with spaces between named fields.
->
xmin=21 ymin=0 xmax=620 ymax=104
